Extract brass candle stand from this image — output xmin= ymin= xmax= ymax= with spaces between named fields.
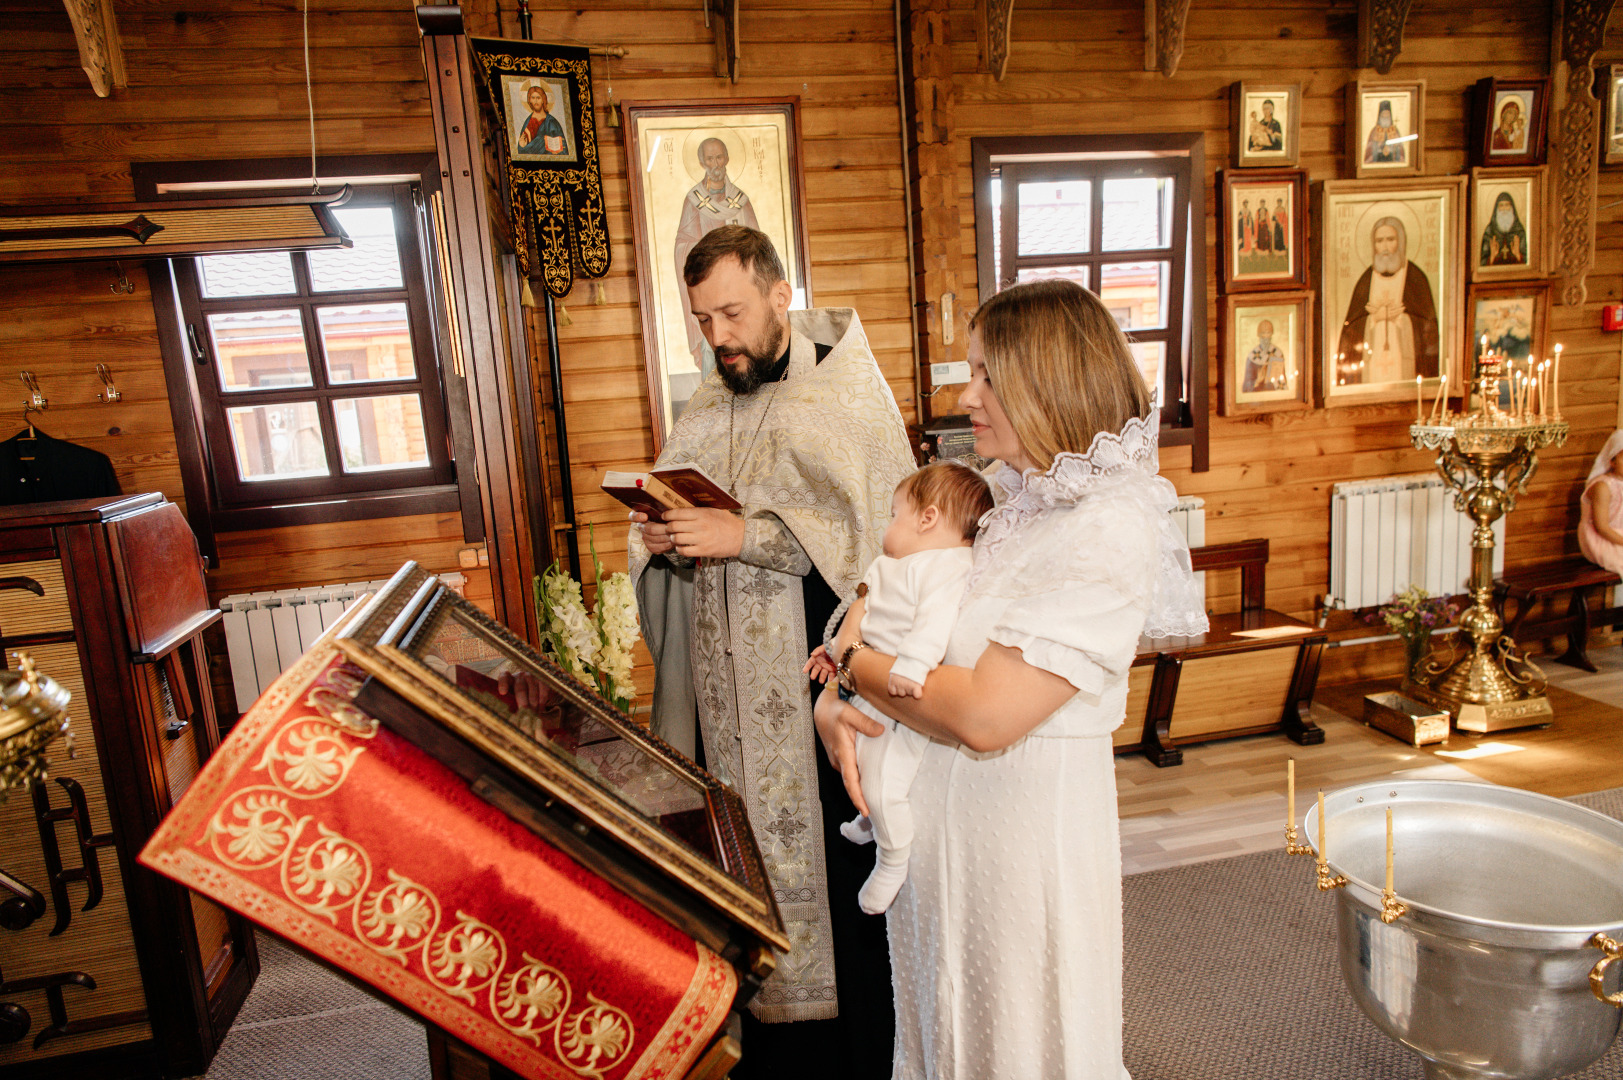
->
xmin=1408 ymin=350 xmax=1568 ymax=733
xmin=1285 ymin=762 xmax=1406 ymax=921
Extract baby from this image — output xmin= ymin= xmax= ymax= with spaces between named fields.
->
xmin=807 ymin=459 xmax=995 ymax=914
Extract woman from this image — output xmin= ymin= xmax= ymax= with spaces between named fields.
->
xmin=1580 ymin=430 xmax=1623 ymax=574
xmin=816 ymin=279 xmax=1206 ymax=1078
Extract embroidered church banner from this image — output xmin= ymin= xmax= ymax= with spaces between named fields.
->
xmin=471 ymin=37 xmax=610 ymax=298
xmin=138 ymin=646 xmax=734 ymax=1080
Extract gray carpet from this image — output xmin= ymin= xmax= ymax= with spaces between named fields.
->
xmin=1122 ymin=787 xmax=1623 ymax=1080
xmin=197 ymin=934 xmax=428 ymax=1080
xmin=195 ymin=789 xmax=1623 ymax=1078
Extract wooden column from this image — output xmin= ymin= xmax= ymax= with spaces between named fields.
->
xmin=1551 ymin=0 xmax=1617 ymax=308
xmin=903 ymin=0 xmax=968 ymax=422
xmin=419 ymin=6 xmax=539 ymax=642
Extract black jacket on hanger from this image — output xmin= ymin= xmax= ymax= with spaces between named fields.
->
xmin=0 ymin=429 xmax=122 ymax=506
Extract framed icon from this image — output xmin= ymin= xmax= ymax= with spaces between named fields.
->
xmin=1219 ymin=169 xmax=1309 ymax=292
xmin=1346 ymin=79 xmax=1426 ymax=179
xmin=1220 ymin=290 xmax=1313 ymax=415
xmin=1468 ymin=166 xmax=1547 ymax=282
xmin=1470 ymin=77 xmax=1550 ymax=168
xmin=622 ymin=99 xmax=813 ymax=450
xmin=1231 ymin=82 xmax=1301 ymax=168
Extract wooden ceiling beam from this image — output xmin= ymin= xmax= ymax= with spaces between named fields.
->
xmin=1357 ymin=0 xmax=1413 ymax=74
xmin=60 ymin=0 xmax=127 ymax=99
xmin=1144 ymin=0 xmax=1192 ymax=78
xmin=1551 ymin=0 xmax=1618 ymax=307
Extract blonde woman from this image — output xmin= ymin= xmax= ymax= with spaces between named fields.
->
xmin=816 ymin=279 xmax=1206 ymax=1079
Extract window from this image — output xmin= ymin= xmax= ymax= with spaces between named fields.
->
xmin=140 ymin=162 xmax=468 ymax=542
xmin=972 ymin=135 xmax=1209 ymax=471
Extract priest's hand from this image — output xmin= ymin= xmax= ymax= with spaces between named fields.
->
xmin=661 ymin=507 xmax=745 ymax=559
xmin=814 ymin=684 xmax=883 ymax=816
xmin=630 ymin=511 xmax=677 ymax=555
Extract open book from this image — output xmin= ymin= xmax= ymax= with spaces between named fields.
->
xmin=601 ymin=462 xmax=742 ymax=517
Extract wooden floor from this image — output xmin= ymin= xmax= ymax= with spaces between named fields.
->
xmin=1116 ymin=644 xmax=1623 ymax=874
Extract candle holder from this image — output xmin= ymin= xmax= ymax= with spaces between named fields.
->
xmin=1381 ymin=889 xmax=1409 ymax=924
xmin=1408 ymin=350 xmax=1568 ymax=733
xmin=1316 ymin=857 xmax=1349 ymax=891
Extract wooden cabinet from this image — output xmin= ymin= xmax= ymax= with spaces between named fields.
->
xmin=0 ymin=494 xmax=256 ymax=1079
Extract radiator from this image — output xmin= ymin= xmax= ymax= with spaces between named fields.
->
xmin=1328 ymin=474 xmax=1504 ymax=610
xmin=1171 ymin=495 xmax=1206 ymax=594
xmin=219 ymin=573 xmax=466 ymax=710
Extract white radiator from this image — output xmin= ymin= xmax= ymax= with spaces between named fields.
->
xmin=1171 ymin=495 xmax=1206 ymax=594
xmin=219 ymin=573 xmax=466 ymax=710
xmin=1328 ymin=474 xmax=1503 ymax=610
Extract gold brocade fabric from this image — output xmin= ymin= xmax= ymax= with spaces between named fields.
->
xmin=631 ymin=309 xmax=916 ymax=1021
xmin=471 ymin=38 xmax=610 ymax=298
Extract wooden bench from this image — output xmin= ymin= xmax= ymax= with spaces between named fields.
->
xmin=1494 ymin=556 xmax=1623 ymax=673
xmin=1114 ymin=538 xmax=1327 ymax=767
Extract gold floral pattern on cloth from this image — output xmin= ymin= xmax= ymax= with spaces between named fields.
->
xmin=139 ymin=647 xmax=735 ymax=1080
xmin=470 ymin=39 xmax=610 ymax=298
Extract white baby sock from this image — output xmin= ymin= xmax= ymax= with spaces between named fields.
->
xmin=840 ymin=815 xmax=874 ymax=845
xmin=857 ymin=846 xmax=910 ymax=915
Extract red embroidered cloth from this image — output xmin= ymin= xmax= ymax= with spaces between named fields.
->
xmin=140 ymin=647 xmax=735 ymax=1080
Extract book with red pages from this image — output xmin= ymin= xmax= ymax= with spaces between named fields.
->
xmin=601 ymin=462 xmax=742 ymax=516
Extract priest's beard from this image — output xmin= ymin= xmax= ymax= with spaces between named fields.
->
xmin=715 ymin=319 xmax=788 ymax=396
xmin=1496 ymin=207 xmax=1516 ymax=233
xmin=1373 ymin=250 xmax=1404 ymax=276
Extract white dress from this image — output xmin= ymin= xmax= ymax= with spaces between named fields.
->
xmin=884 ymin=414 xmax=1206 ymax=1080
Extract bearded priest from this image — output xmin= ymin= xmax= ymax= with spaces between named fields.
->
xmin=630 ymin=225 xmax=915 ymax=1078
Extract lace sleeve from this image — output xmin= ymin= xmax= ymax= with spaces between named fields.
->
xmin=988 ymin=581 xmax=1146 ymax=695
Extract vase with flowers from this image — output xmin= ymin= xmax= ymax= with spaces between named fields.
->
xmin=533 ymin=527 xmax=640 ymax=715
xmin=1369 ymin=585 xmax=1459 ymax=685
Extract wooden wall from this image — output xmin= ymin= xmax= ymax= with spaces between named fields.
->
xmin=3 ymin=0 xmax=1620 ymax=702
xmin=947 ymin=0 xmax=1616 ymax=624
xmin=519 ymin=0 xmax=919 ymax=583
xmin=0 ymin=0 xmax=492 ymax=634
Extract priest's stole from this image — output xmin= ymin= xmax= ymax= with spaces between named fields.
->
xmin=139 ymin=646 xmax=735 ymax=1080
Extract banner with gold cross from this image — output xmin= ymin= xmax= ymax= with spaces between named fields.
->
xmin=471 ymin=37 xmax=610 ymax=298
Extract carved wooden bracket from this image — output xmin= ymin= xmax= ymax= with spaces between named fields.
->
xmin=1552 ymin=0 xmax=1617 ymax=307
xmin=1357 ymin=0 xmax=1413 ymax=74
xmin=1144 ymin=0 xmax=1192 ymax=77
xmin=709 ymin=0 xmax=739 ymax=83
xmin=60 ymin=0 xmax=126 ymax=98
xmin=981 ymin=0 xmax=1012 ymax=81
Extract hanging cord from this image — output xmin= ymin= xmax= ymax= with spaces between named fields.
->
xmin=303 ymin=0 xmax=319 ymax=194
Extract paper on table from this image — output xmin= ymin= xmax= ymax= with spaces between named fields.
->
xmin=1232 ymin=625 xmax=1315 ymax=640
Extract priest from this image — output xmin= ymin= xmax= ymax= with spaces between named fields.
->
xmin=630 ymin=225 xmax=915 ymax=1078
xmin=1336 ymin=216 xmax=1440 ymax=384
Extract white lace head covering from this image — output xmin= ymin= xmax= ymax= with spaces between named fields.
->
xmin=973 ymin=407 xmax=1209 ymax=639
xmin=1586 ymin=430 xmax=1623 ymax=492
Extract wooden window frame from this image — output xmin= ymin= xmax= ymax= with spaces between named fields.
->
xmin=971 ymin=134 xmax=1210 ymax=472
xmin=139 ymin=156 xmax=481 ymax=558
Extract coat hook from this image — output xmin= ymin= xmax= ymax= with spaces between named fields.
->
xmin=19 ymin=372 xmax=46 ymax=410
xmin=109 ymin=261 xmax=134 ymax=295
xmin=96 ymin=364 xmax=121 ymax=403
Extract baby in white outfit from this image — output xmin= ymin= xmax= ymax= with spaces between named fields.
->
xmin=807 ymin=460 xmax=994 ymax=914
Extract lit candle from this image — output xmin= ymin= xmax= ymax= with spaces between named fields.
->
xmin=1317 ymin=789 xmax=1326 ymax=858
xmin=1554 ymin=343 xmax=1564 ymax=417
xmin=1386 ymin=806 xmax=1395 ymax=894
xmin=1287 ymin=758 xmax=1296 ymax=830
xmin=1415 ymin=376 xmax=1423 ymax=422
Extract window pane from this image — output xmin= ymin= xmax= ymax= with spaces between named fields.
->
xmin=991 ymin=176 xmax=1003 ymax=289
xmin=316 ymin=303 xmax=416 ymax=383
xmin=197 ymin=252 xmax=296 ymax=298
xmin=208 ymin=310 xmax=313 ymax=392
xmin=1018 ymin=180 xmax=1090 ymax=255
xmin=1128 ymin=341 xmax=1166 ymax=399
xmin=334 ymin=394 xmax=430 ymax=473
xmin=1099 ymin=261 xmax=1170 ymax=331
xmin=308 ymin=207 xmax=404 ymax=292
xmin=1101 ymin=177 xmax=1173 ymax=251
xmin=226 ymin=401 xmax=329 ymax=481
xmin=1016 ymin=264 xmax=1090 ymax=289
